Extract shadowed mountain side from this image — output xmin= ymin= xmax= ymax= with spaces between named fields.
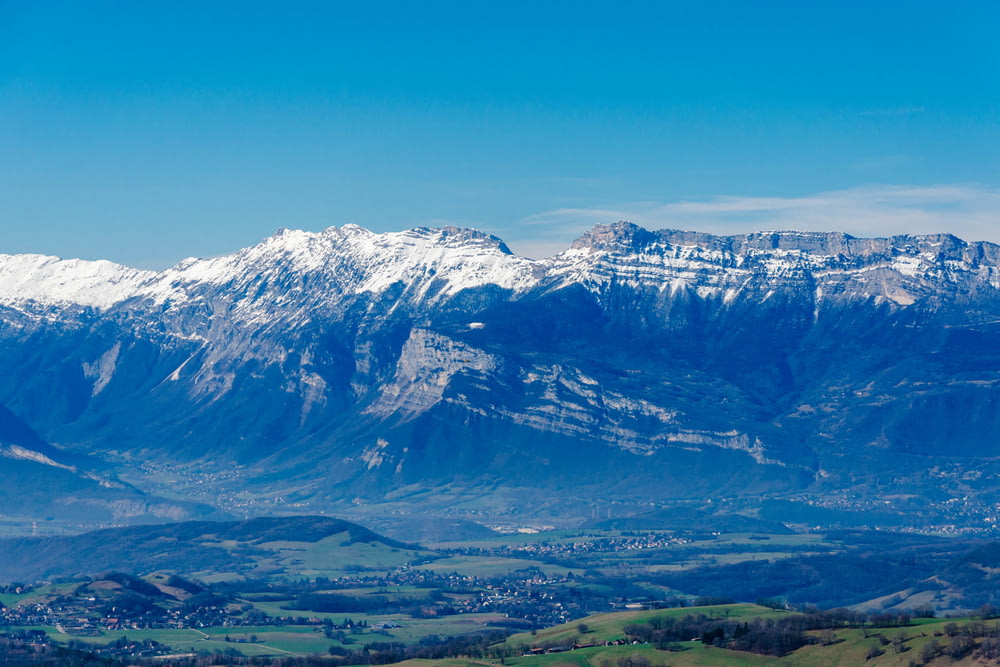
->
xmin=0 ymin=403 xmax=221 ymax=525
xmin=1 ymin=223 xmax=1000 ymax=527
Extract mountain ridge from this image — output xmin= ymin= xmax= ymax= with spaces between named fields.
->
xmin=5 ymin=221 xmax=1000 ymax=314
xmin=2 ymin=221 xmax=999 ymax=532
xmin=0 ymin=515 xmax=415 ymax=581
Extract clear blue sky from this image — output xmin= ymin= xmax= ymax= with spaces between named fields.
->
xmin=2 ymin=1 xmax=998 ymax=266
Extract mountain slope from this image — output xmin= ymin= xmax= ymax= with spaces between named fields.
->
xmin=0 ymin=403 xmax=221 ymax=526
xmin=0 ymin=516 xmax=419 ymax=581
xmin=1 ymin=222 xmax=999 ymax=529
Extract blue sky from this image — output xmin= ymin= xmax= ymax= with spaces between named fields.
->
xmin=2 ymin=1 xmax=998 ymax=266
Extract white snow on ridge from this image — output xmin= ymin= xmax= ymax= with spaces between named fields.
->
xmin=0 ymin=225 xmax=540 ymax=313
xmin=351 ymin=226 xmax=539 ymax=296
xmin=2 ymin=224 xmax=999 ymax=313
xmin=545 ymin=231 xmax=1000 ymax=305
xmin=0 ymin=254 xmax=155 ymax=310
xmin=134 ymin=225 xmax=539 ymax=312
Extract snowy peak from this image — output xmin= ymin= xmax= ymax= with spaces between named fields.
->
xmin=569 ymin=224 xmax=881 ymax=260
xmin=570 ymin=221 xmax=660 ymax=252
xmin=569 ymin=223 xmax=992 ymax=260
xmin=0 ymin=253 xmax=155 ymax=311
xmin=394 ymin=226 xmax=516 ymax=255
xmin=188 ymin=223 xmax=537 ymax=298
xmin=0 ymin=225 xmax=538 ymax=316
xmin=7 ymin=223 xmax=1000 ymax=524
xmin=157 ymin=223 xmax=531 ymax=290
xmin=553 ymin=223 xmax=1000 ymax=307
xmin=3 ymin=223 xmax=1000 ymax=318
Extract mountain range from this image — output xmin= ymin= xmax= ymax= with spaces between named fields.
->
xmin=3 ymin=222 xmax=1000 ymax=533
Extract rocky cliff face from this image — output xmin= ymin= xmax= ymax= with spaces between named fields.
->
xmin=2 ymin=222 xmax=999 ymax=526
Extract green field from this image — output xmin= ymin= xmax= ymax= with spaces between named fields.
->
xmin=425 ymin=530 xmax=605 ymax=550
xmin=414 ymin=555 xmax=575 ymax=577
xmin=1 ymin=582 xmax=77 ymax=608
xmin=241 ymin=599 xmax=508 ymax=639
xmin=6 ymin=526 xmax=997 ymax=665
xmin=21 ymin=593 xmax=1000 ymax=664
xmin=504 ymin=603 xmax=789 ymax=648
xmin=186 ymin=532 xmax=426 ymax=580
xmin=401 ymin=609 xmax=1000 ymax=667
xmin=32 ymin=609 xmax=515 ymax=658
xmin=42 ymin=625 xmax=336 ymax=657
xmin=421 ymin=530 xmax=839 ymax=581
xmin=0 ymin=592 xmax=27 ymax=607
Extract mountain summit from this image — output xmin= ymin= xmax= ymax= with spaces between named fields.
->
xmin=2 ymin=223 xmax=999 ymax=530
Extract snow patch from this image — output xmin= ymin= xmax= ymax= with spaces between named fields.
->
xmin=361 ymin=438 xmax=390 ymax=469
xmin=82 ymin=342 xmax=121 ymax=396
xmin=1 ymin=444 xmax=76 ymax=472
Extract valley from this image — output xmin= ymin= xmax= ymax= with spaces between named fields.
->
xmin=6 ymin=0 xmax=995 ymax=662
xmin=0 ymin=517 xmax=998 ymax=664
xmin=4 ymin=224 xmax=1000 ymax=532
xmin=3 ymin=224 xmax=1000 ymax=663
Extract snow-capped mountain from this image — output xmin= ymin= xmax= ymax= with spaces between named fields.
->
xmin=0 ymin=225 xmax=536 ymax=314
xmin=3 ymin=222 xmax=1000 ymax=528
xmin=7 ymin=222 xmax=999 ymax=314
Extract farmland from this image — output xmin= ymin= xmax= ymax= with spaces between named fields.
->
xmin=1 ymin=516 xmax=999 ymax=663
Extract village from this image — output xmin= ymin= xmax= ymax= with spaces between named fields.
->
xmin=0 ymin=564 xmax=648 ymax=642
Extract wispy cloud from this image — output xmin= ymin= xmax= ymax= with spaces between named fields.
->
xmin=506 ymin=184 xmax=1000 ymax=258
